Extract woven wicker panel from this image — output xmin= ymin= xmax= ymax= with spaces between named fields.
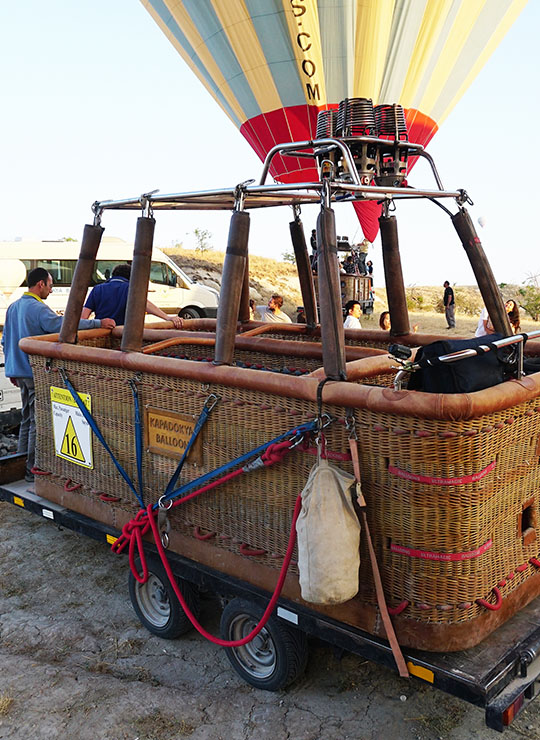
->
xmin=259 ymin=330 xmax=388 ymax=349
xmin=31 ymin=354 xmax=347 ymax=564
xmin=30 ymin=345 xmax=540 ymax=627
xmin=354 ymin=403 xmax=540 ymax=622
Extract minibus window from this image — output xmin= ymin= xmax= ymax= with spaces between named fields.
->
xmin=92 ymin=261 xmax=121 ymax=285
xmin=37 ymin=260 xmax=77 ymax=286
xmin=165 ymin=265 xmax=177 ymax=287
xmin=150 ymin=261 xmax=180 ymax=286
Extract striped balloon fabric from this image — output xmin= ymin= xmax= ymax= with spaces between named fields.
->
xmin=142 ymin=0 xmax=527 ymax=239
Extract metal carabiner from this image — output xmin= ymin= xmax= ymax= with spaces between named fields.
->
xmin=289 ymin=432 xmax=306 ymax=449
xmin=129 ymin=371 xmax=143 ymax=393
xmin=345 ymin=410 xmax=357 ymax=440
xmin=157 ymin=506 xmax=171 ymax=550
xmin=158 ymin=495 xmax=173 ymax=511
xmin=204 ymin=393 xmax=221 ymax=413
xmin=319 ymin=413 xmax=335 ymax=430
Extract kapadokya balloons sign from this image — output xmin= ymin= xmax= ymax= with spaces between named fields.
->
xmin=141 ymin=0 xmax=528 ymax=240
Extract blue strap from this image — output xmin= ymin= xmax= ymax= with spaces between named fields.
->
xmin=155 ymin=420 xmax=317 ymax=510
xmin=164 ymin=393 xmax=219 ymax=497
xmin=60 ymin=369 xmax=145 ymax=509
xmin=129 ymin=378 xmax=145 ymax=508
xmin=60 ymin=368 xmax=318 ymax=515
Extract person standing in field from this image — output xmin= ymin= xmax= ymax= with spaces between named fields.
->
xmin=443 ymin=280 xmax=455 ymax=329
xmin=2 ymin=267 xmax=116 ymax=482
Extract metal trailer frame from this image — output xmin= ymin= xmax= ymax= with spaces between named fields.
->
xmin=2 ymin=454 xmax=540 ymax=732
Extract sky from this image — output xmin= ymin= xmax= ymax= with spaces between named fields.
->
xmin=0 ymin=0 xmax=538 ymax=288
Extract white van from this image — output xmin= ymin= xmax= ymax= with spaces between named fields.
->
xmin=0 ymin=237 xmax=219 ymax=325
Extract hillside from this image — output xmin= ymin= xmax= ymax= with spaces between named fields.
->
xmin=164 ymin=247 xmax=303 ymax=318
xmin=164 ymin=247 xmax=538 ymax=335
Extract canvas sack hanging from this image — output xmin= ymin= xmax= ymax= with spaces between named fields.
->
xmin=296 ymin=457 xmax=361 ymax=604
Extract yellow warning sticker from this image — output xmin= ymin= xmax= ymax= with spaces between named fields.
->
xmin=13 ymin=496 xmax=24 ymax=507
xmin=106 ymin=534 xmax=118 ymax=545
xmin=60 ymin=416 xmax=86 ymax=463
xmin=51 ymin=386 xmax=93 ymax=469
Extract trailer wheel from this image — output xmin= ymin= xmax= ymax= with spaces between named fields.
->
xmin=220 ymin=598 xmax=308 ymax=690
xmin=128 ymin=558 xmax=200 ymax=639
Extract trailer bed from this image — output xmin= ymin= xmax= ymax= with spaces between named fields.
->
xmin=1 ymin=464 xmax=540 ymax=732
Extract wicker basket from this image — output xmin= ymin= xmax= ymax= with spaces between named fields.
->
xmin=26 ymin=328 xmax=540 ymax=651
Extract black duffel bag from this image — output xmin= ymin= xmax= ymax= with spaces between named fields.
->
xmin=407 ymin=334 xmax=518 ymax=394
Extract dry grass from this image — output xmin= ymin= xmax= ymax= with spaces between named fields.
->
xmin=164 ymin=246 xmax=302 ymax=316
xmin=0 ymin=693 xmax=14 ymax=715
xmin=368 ymin=310 xmax=539 ymax=337
xmin=163 ymin=248 xmax=539 ymax=332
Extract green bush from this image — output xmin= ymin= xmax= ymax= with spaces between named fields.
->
xmin=518 ymin=282 xmax=540 ymax=321
xmin=454 ymin=290 xmax=484 ymax=316
xmin=406 ymin=286 xmax=427 ymax=311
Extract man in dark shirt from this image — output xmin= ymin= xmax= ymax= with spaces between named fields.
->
xmin=82 ymin=264 xmax=183 ymax=328
xmin=443 ymin=280 xmax=455 ymax=329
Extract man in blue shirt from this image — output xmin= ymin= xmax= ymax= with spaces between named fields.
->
xmin=82 ymin=264 xmax=183 ymax=328
xmin=2 ymin=267 xmax=116 ymax=482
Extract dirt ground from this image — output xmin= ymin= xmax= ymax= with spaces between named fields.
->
xmin=0 ymin=501 xmax=539 ymax=740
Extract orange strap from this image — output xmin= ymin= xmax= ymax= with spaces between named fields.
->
xmin=349 ymin=438 xmax=409 ymax=678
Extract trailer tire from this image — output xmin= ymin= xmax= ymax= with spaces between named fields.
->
xmin=220 ymin=598 xmax=308 ymax=690
xmin=128 ymin=558 xmax=200 ymax=639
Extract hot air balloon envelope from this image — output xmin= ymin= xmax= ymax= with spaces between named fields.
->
xmin=142 ymin=0 xmax=528 ymax=238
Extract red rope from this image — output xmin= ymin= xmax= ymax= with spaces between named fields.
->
xmin=476 ymin=587 xmax=502 ymax=611
xmin=193 ymin=526 xmax=216 ymax=541
xmin=112 ymin=439 xmax=301 ymax=645
xmin=388 ymin=600 xmax=409 ymax=616
xmin=146 ymin=496 xmax=301 ymax=647
xmin=64 ymin=479 xmax=82 ymax=492
xmin=31 ymin=467 xmax=51 ymax=476
xmin=99 ymin=493 xmax=122 ymax=503
xmin=239 ymin=543 xmax=267 ymax=556
xmin=113 ymin=440 xmax=295 ymax=576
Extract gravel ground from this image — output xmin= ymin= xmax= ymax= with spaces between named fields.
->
xmin=1 ymin=500 xmax=540 ymax=740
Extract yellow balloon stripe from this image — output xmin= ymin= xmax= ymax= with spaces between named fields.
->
xmin=209 ymin=0 xmax=283 ymax=115
xmin=435 ymin=0 xmax=529 ymax=125
xmin=281 ymin=0 xmax=327 ymax=108
xmin=353 ymin=0 xmax=394 ymax=101
xmin=398 ymin=0 xmax=454 ymax=108
xmin=142 ymin=0 xmax=246 ymax=124
xmin=416 ymin=0 xmax=487 ymax=116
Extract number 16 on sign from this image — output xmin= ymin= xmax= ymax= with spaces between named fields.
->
xmin=50 ymin=386 xmax=94 ymax=469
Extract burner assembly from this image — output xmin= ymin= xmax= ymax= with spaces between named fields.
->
xmin=314 ymin=97 xmax=410 ymax=187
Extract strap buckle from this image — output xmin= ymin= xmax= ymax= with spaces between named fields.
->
xmin=204 ymin=393 xmax=220 ymax=413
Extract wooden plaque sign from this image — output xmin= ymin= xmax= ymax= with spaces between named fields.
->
xmin=145 ymin=407 xmax=203 ymax=463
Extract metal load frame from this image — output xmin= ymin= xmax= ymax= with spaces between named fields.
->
xmin=56 ymin=133 xmax=511 ymax=381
